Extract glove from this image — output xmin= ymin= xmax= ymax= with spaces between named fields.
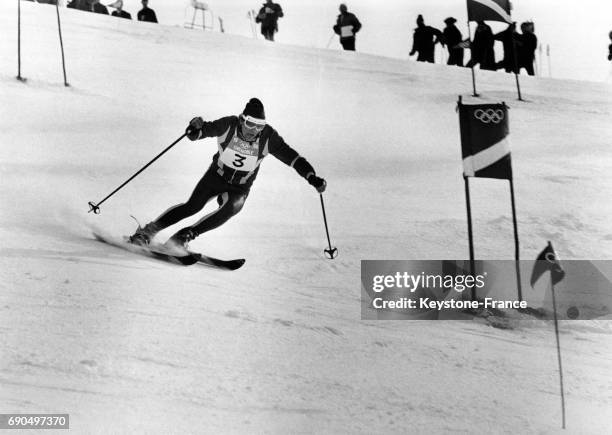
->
xmin=307 ymin=174 xmax=327 ymax=193
xmin=186 ymin=116 xmax=204 ymax=140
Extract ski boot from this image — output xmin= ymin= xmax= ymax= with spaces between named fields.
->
xmin=128 ymin=222 xmax=159 ymax=246
xmin=165 ymin=228 xmax=197 ymax=252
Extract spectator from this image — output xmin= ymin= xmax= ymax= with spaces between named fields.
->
xmin=442 ymin=17 xmax=464 ymax=66
xmin=494 ymin=22 xmax=521 ymax=73
xmin=333 ymin=4 xmax=361 ymax=51
xmin=608 ymin=31 xmax=612 ymax=61
xmin=67 ymin=0 xmax=89 ymax=10
xmin=138 ymin=0 xmax=158 ymax=23
xmin=518 ymin=22 xmax=537 ymax=75
xmin=466 ymin=21 xmax=495 ymax=71
xmin=108 ymin=0 xmax=131 ymax=19
xmin=90 ymin=0 xmax=109 ymax=14
xmin=255 ymin=0 xmax=284 ymax=41
xmin=409 ymin=15 xmax=442 ymax=63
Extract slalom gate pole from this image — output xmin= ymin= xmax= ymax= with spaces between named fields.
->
xmin=547 ymin=45 xmax=552 ymax=78
xmin=55 ymin=3 xmax=69 ymax=86
xmin=549 ymin=271 xmax=566 ymax=429
xmin=509 ymin=177 xmax=523 ymax=301
xmin=319 ymin=194 xmax=338 ymax=259
xmin=17 ymin=0 xmax=25 ymax=81
xmin=88 ymin=133 xmax=187 ymax=214
xmin=511 ymin=36 xmax=523 ymax=101
xmin=466 ymin=21 xmax=478 ymax=97
xmin=463 ymin=175 xmax=476 ymax=300
xmin=325 ymin=32 xmax=335 ymax=49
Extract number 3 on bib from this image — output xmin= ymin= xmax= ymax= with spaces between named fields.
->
xmin=220 ymin=149 xmax=258 ymax=171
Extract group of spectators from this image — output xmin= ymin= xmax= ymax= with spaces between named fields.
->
xmin=409 ymin=15 xmax=539 ymax=76
xmin=66 ymin=0 xmax=157 ymax=23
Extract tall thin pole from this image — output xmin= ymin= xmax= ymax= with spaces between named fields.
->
xmin=17 ymin=0 xmax=25 ymax=82
xmin=464 ymin=175 xmax=476 ymax=300
xmin=55 ymin=3 xmax=69 ymax=87
xmin=547 ymin=44 xmax=552 ymax=78
xmin=467 ymin=21 xmax=479 ymax=97
xmin=509 ymin=177 xmax=523 ymax=301
xmin=549 ymin=273 xmax=566 ymax=429
xmin=511 ymin=31 xmax=523 ymax=100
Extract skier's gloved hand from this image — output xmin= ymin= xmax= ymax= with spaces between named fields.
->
xmin=307 ymin=174 xmax=327 ymax=193
xmin=186 ymin=116 xmax=204 ymax=140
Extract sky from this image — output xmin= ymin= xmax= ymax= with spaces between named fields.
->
xmin=105 ymin=0 xmax=612 ymax=82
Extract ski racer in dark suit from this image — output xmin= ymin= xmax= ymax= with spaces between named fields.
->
xmin=130 ymin=98 xmax=326 ymax=249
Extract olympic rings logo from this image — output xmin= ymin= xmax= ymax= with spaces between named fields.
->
xmin=474 ymin=109 xmax=505 ymax=124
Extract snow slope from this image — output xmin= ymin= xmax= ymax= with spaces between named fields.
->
xmin=1 ymin=3 xmax=611 ymax=433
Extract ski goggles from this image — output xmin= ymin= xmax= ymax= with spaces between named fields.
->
xmin=240 ymin=114 xmax=266 ymax=132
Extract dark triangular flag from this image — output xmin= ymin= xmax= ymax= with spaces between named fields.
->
xmin=530 ymin=242 xmax=565 ymax=287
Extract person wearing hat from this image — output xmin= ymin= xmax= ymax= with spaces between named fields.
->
xmin=607 ymin=31 xmax=611 ymax=61
xmin=108 ymin=0 xmax=131 ymax=19
xmin=409 ymin=15 xmax=442 ymax=63
xmin=442 ymin=17 xmax=464 ymax=66
xmin=333 ymin=4 xmax=362 ymax=51
xmin=518 ymin=21 xmax=537 ymax=75
xmin=129 ymin=98 xmax=327 ymax=249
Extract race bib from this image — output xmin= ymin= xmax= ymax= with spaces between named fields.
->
xmin=340 ymin=25 xmax=354 ymax=37
xmin=265 ymin=7 xmax=274 ymax=14
xmin=219 ymin=137 xmax=259 ymax=171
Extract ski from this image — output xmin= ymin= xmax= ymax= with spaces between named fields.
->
xmin=93 ymin=232 xmax=201 ymax=266
xmin=196 ymin=254 xmax=245 ymax=271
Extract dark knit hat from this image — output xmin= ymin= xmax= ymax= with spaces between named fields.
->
xmin=243 ymin=98 xmax=265 ymax=120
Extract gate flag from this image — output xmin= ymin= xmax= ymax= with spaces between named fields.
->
xmin=458 ymin=102 xmax=512 ymax=180
xmin=467 ymin=0 xmax=512 ymax=24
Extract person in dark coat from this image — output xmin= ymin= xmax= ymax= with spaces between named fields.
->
xmin=442 ymin=17 xmax=463 ymax=66
xmin=137 ymin=0 xmax=158 ymax=23
xmin=518 ymin=22 xmax=537 ymax=75
xmin=90 ymin=0 xmax=109 ymax=14
xmin=608 ymin=31 xmax=612 ymax=61
xmin=108 ymin=0 xmax=131 ymax=19
xmin=333 ymin=4 xmax=362 ymax=51
xmin=67 ymin=0 xmax=89 ymax=10
xmin=466 ymin=21 xmax=495 ymax=71
xmin=494 ymin=22 xmax=521 ymax=73
xmin=255 ymin=0 xmax=283 ymax=41
xmin=409 ymin=15 xmax=442 ymax=63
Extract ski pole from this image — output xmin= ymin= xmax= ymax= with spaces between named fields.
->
xmin=319 ymin=193 xmax=338 ymax=259
xmin=88 ymin=132 xmax=187 ymax=214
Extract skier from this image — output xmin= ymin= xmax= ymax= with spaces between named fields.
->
xmin=608 ymin=31 xmax=612 ymax=61
xmin=255 ymin=0 xmax=284 ymax=41
xmin=333 ymin=4 xmax=361 ymax=51
xmin=409 ymin=15 xmax=443 ymax=63
xmin=129 ymin=98 xmax=327 ymax=249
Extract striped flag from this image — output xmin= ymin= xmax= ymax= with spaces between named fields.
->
xmin=467 ymin=0 xmax=512 ymax=24
xmin=458 ymin=102 xmax=512 ymax=180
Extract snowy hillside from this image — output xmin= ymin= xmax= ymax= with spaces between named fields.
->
xmin=1 ymin=2 xmax=611 ymax=434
